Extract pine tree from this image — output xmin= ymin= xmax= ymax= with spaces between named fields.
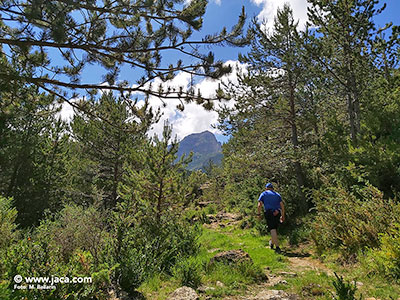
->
xmin=307 ymin=0 xmax=389 ymax=145
xmin=119 ymin=121 xmax=192 ymax=221
xmin=0 ymin=84 xmax=69 ymax=226
xmin=218 ymin=4 xmax=316 ymax=213
xmin=0 ymin=0 xmax=249 ymax=106
xmin=69 ymin=92 xmax=155 ymax=208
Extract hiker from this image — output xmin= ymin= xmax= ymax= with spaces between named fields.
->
xmin=257 ymin=183 xmax=285 ymax=253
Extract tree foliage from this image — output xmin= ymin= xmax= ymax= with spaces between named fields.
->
xmin=0 ymin=0 xmax=249 ymax=106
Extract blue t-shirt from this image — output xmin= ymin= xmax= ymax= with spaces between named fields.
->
xmin=258 ymin=190 xmax=282 ymax=211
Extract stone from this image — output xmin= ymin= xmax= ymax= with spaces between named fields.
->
xmin=216 ymin=281 xmax=225 ymax=287
xmin=251 ymin=289 xmax=298 ymax=300
xmin=277 ymin=280 xmax=288 ymax=285
xmin=168 ymin=286 xmax=199 ymax=300
xmin=210 ymin=249 xmax=252 ymax=265
xmin=355 ymin=281 xmax=364 ymax=287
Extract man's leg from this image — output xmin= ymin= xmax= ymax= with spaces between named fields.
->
xmin=270 ymin=229 xmax=279 ymax=247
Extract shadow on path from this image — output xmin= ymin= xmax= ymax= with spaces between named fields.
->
xmin=280 ymin=249 xmax=311 ymax=258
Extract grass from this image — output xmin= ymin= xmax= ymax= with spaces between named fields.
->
xmin=138 ymin=219 xmax=400 ymax=300
xmin=139 ymin=224 xmax=285 ymax=299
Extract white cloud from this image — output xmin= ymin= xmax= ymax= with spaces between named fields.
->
xmin=57 ymin=98 xmax=80 ymax=122
xmin=56 ymin=61 xmax=247 ymax=141
xmin=147 ymin=60 xmax=246 ymax=141
xmin=251 ymin=0 xmax=309 ymax=31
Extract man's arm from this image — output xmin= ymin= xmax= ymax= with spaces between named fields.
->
xmin=280 ymin=201 xmax=285 ymax=222
xmin=258 ymin=201 xmax=263 ymax=219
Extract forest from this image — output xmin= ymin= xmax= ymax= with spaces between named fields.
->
xmin=1 ymin=0 xmax=400 ymax=299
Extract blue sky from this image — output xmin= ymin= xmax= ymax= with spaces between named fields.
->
xmin=61 ymin=0 xmax=400 ymax=143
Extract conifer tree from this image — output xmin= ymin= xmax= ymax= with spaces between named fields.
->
xmin=119 ymin=121 xmax=192 ymax=221
xmin=0 ymin=85 xmax=68 ymax=226
xmin=69 ymin=92 xmax=155 ymax=208
xmin=0 ymin=0 xmax=248 ymax=107
xmin=218 ymin=4 xmax=315 ymax=213
xmin=307 ymin=0 xmax=390 ymax=144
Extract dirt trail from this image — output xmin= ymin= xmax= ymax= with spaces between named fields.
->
xmin=203 ymin=213 xmax=334 ymax=300
xmin=217 ymin=245 xmax=333 ymax=300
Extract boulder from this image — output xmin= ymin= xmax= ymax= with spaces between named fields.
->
xmin=168 ymin=286 xmax=199 ymax=300
xmin=210 ymin=249 xmax=252 ymax=265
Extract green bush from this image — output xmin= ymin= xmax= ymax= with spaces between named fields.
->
xmin=0 ymin=196 xmax=18 ymax=250
xmin=108 ymin=200 xmax=201 ymax=294
xmin=363 ymin=223 xmax=400 ymax=280
xmin=288 ymin=215 xmax=314 ymax=246
xmin=173 ymin=257 xmax=202 ymax=289
xmin=0 ymin=203 xmax=112 ymax=299
xmin=0 ymin=196 xmax=19 ymax=277
xmin=37 ymin=204 xmax=109 ymax=263
xmin=312 ymin=183 xmax=400 ymax=259
xmin=332 ymin=273 xmax=361 ymax=300
xmin=0 ymin=197 xmax=201 ymax=298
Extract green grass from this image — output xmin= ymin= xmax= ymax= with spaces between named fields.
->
xmin=139 ymin=224 xmax=285 ymax=299
xmin=197 ymin=226 xmax=287 ymax=271
xmin=139 ymin=221 xmax=400 ymax=300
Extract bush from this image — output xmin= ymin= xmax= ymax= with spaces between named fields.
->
xmin=363 ymin=223 xmax=400 ymax=280
xmin=38 ymin=204 xmax=108 ymax=263
xmin=0 ymin=203 xmax=112 ymax=299
xmin=0 ymin=196 xmax=18 ymax=277
xmin=332 ymin=273 xmax=361 ymax=300
xmin=108 ymin=200 xmax=201 ymax=295
xmin=0 ymin=196 xmax=18 ymax=250
xmin=0 ymin=198 xmax=201 ymax=298
xmin=1 ymin=234 xmax=111 ymax=299
xmin=173 ymin=257 xmax=202 ymax=289
xmin=312 ymin=183 xmax=400 ymax=260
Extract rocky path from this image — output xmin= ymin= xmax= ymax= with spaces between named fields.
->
xmin=218 ymin=248 xmax=330 ymax=300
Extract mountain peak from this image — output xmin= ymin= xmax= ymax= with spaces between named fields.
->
xmin=177 ymin=131 xmax=223 ymax=170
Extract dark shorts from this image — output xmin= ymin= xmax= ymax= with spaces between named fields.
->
xmin=264 ymin=209 xmax=281 ymax=231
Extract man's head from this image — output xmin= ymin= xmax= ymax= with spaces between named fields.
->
xmin=265 ymin=183 xmax=274 ymax=190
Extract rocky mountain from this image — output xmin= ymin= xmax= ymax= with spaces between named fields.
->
xmin=177 ymin=131 xmax=223 ymax=170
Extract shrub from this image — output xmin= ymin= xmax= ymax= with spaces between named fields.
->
xmin=37 ymin=204 xmax=108 ymax=263
xmin=363 ymin=223 xmax=400 ymax=280
xmin=312 ymin=183 xmax=400 ymax=259
xmin=173 ymin=257 xmax=202 ymax=289
xmin=1 ymin=234 xmax=111 ymax=299
xmin=0 ymin=196 xmax=18 ymax=276
xmin=332 ymin=273 xmax=361 ymax=300
xmin=0 ymin=204 xmax=112 ymax=299
xmin=108 ymin=200 xmax=201 ymax=295
xmin=0 ymin=196 xmax=18 ymax=250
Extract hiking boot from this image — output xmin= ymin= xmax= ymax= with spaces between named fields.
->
xmin=269 ymin=240 xmax=274 ymax=249
xmin=275 ymin=246 xmax=282 ymax=254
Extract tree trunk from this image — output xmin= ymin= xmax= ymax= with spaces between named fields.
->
xmin=288 ymin=78 xmax=307 ymax=214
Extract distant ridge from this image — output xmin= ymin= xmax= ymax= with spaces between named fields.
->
xmin=177 ymin=131 xmax=223 ymax=170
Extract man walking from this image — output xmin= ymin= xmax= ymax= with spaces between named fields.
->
xmin=257 ymin=183 xmax=285 ymax=253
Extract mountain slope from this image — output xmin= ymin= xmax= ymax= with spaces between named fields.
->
xmin=177 ymin=131 xmax=223 ymax=170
